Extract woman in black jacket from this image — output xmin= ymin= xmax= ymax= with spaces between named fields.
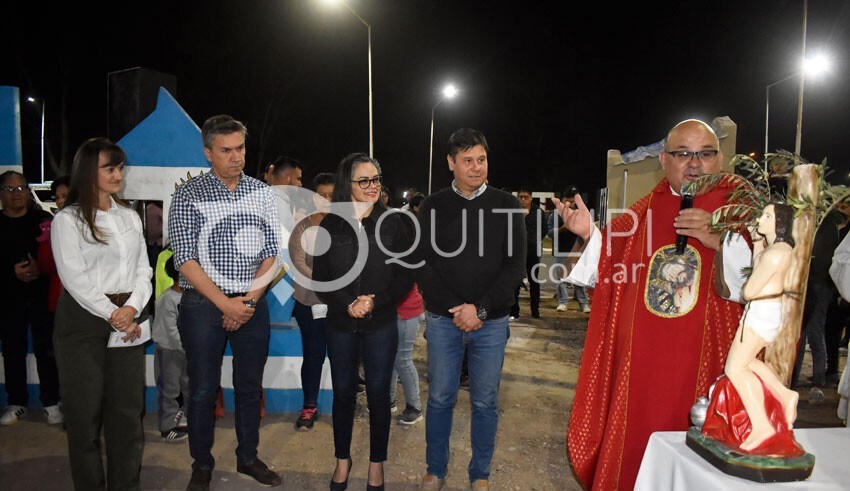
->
xmin=313 ymin=153 xmax=413 ymax=491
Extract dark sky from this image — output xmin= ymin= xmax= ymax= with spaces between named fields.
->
xmin=4 ymin=0 xmax=850 ymax=202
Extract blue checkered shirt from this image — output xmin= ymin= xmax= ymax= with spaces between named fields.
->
xmin=168 ymin=171 xmax=282 ymax=295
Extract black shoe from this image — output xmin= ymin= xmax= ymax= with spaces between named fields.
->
xmin=186 ymin=468 xmax=212 ymax=491
xmin=162 ymin=427 xmax=189 ymax=442
xmin=237 ymin=459 xmax=282 ymax=487
xmin=330 ymin=457 xmax=352 ymax=490
xmin=366 ymin=462 xmax=384 ymax=491
xmin=296 ymin=406 xmax=319 ymax=431
xmin=399 ymin=405 xmax=423 ymax=425
xmin=459 ymin=374 xmax=470 ymax=391
xmin=826 ymin=372 xmax=840 ymax=387
xmin=531 ymin=310 xmax=541 ymax=319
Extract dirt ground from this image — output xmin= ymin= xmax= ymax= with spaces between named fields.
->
xmin=0 ymin=281 xmax=845 ymax=490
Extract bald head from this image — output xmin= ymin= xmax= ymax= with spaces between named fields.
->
xmin=665 ymin=120 xmax=720 ymax=147
xmin=659 ymin=119 xmax=723 ymax=192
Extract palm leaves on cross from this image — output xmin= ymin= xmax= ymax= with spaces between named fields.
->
xmin=682 ymin=150 xmax=850 ymax=241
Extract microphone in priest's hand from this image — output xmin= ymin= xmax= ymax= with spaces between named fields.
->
xmin=675 ymin=186 xmax=694 ymax=255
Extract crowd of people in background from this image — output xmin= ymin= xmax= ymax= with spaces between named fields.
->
xmin=5 ymin=116 xmax=850 ymax=491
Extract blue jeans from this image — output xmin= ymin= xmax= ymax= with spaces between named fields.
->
xmin=557 ymin=281 xmax=588 ymax=309
xmin=424 ymin=312 xmax=509 ymax=482
xmin=292 ymin=301 xmax=328 ymax=407
xmin=178 ymin=289 xmax=270 ymax=470
xmin=325 ymin=320 xmax=398 ymax=462
xmin=391 ymin=314 xmax=423 ymax=410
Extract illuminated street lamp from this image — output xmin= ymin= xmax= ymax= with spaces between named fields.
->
xmin=428 ymin=84 xmax=458 ymax=195
xmin=27 ymin=96 xmax=45 ymax=183
xmin=763 ymin=53 xmax=830 ymax=161
xmin=321 ymin=0 xmax=373 ymax=157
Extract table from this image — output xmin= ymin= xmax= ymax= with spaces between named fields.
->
xmin=634 ymin=428 xmax=850 ymax=490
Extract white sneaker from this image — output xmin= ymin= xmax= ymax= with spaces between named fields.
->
xmin=174 ymin=409 xmax=188 ymax=428
xmin=0 ymin=405 xmax=27 ymax=425
xmin=582 ymin=305 xmax=592 ymax=314
xmin=556 ymin=303 xmax=567 ymax=312
xmin=44 ymin=404 xmax=64 ymax=425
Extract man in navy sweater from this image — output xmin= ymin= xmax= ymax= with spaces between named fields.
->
xmin=415 ymin=128 xmax=526 ymax=491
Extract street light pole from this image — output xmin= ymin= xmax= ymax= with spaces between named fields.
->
xmin=27 ymin=96 xmax=45 ymax=182
xmin=427 ymin=85 xmax=458 ymax=195
xmin=428 ymin=104 xmax=438 ymax=195
xmin=765 ymin=73 xmax=798 ymax=157
xmin=39 ymin=99 xmax=45 ymax=183
xmin=340 ymin=4 xmax=373 ymax=157
xmin=795 ymin=0 xmax=808 ymax=157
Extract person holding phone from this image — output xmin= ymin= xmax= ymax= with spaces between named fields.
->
xmin=0 ymin=171 xmax=62 ymax=427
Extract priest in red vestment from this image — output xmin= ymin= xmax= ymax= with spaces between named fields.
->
xmin=555 ymin=120 xmax=747 ymax=490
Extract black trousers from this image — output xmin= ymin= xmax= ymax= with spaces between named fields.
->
xmin=512 ymin=252 xmax=541 ymax=317
xmin=54 ymin=292 xmax=145 ymax=491
xmin=1 ymin=295 xmax=60 ymax=407
xmin=325 ymin=320 xmax=397 ymax=462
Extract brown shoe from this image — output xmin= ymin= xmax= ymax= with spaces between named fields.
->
xmin=420 ymin=473 xmax=445 ymax=490
xmin=470 ymin=479 xmax=490 ymax=490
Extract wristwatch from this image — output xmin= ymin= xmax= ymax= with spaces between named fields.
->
xmin=243 ymin=298 xmax=257 ymax=308
xmin=475 ymin=304 xmax=488 ymax=321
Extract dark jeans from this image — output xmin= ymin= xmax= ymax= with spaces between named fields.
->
xmin=54 ymin=292 xmax=145 ymax=491
xmin=292 ymin=301 xmax=327 ymax=407
xmin=178 ymin=289 xmax=270 ymax=470
xmin=825 ymin=296 xmax=850 ymax=376
xmin=1 ymin=296 xmax=60 ymax=406
xmin=325 ymin=320 xmax=398 ymax=462
xmin=512 ymin=253 xmax=541 ymax=317
xmin=793 ymin=283 xmax=832 ymax=387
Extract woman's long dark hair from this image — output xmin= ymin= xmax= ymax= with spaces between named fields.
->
xmin=66 ymin=137 xmax=127 ymax=244
xmin=331 ymin=152 xmax=385 ymax=212
xmin=772 ymin=203 xmax=795 ymax=248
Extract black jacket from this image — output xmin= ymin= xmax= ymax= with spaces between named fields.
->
xmin=313 ymin=205 xmax=413 ymax=331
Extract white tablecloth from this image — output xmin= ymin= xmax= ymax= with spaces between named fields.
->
xmin=634 ymin=428 xmax=850 ymax=490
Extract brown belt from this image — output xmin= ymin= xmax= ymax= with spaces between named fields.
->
xmin=106 ymin=292 xmax=133 ymax=307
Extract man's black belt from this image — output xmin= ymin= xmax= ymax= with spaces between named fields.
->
xmin=225 ymin=292 xmax=249 ymax=298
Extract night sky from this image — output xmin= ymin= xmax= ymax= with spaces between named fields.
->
xmin=4 ymin=0 xmax=850 ymax=202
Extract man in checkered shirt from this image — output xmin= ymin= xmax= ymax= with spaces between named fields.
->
xmin=168 ymin=114 xmax=283 ymax=490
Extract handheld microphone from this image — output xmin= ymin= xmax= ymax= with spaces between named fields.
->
xmin=675 ymin=187 xmax=694 ymax=255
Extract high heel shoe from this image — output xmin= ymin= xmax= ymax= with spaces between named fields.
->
xmin=330 ymin=457 xmax=352 ymax=491
xmin=366 ymin=462 xmax=384 ymax=491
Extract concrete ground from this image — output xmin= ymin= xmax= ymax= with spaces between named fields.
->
xmin=0 ymin=279 xmax=845 ymax=490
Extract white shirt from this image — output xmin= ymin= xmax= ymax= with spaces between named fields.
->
xmin=830 ymin=232 xmax=850 ymax=302
xmin=451 ymin=180 xmax=488 ymax=200
xmin=51 ymin=198 xmax=153 ymax=320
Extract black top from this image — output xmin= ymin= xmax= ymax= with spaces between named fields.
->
xmin=0 ymin=208 xmax=52 ymax=300
xmin=810 ymin=209 xmax=845 ymax=286
xmin=523 ymin=204 xmax=546 ymax=257
xmin=313 ymin=205 xmax=413 ymax=332
xmin=414 ymin=186 xmax=526 ymax=319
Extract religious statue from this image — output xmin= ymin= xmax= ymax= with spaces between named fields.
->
xmin=687 ymin=203 xmax=815 ymax=482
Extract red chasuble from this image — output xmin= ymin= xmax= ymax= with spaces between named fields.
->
xmin=567 ymin=179 xmax=743 ymax=490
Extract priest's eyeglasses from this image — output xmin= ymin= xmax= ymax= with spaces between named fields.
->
xmin=665 ymin=150 xmax=719 ymax=163
xmin=352 ymin=175 xmax=383 ymax=189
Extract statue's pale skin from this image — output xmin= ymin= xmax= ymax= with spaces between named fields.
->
xmin=725 ymin=205 xmax=800 ymax=451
